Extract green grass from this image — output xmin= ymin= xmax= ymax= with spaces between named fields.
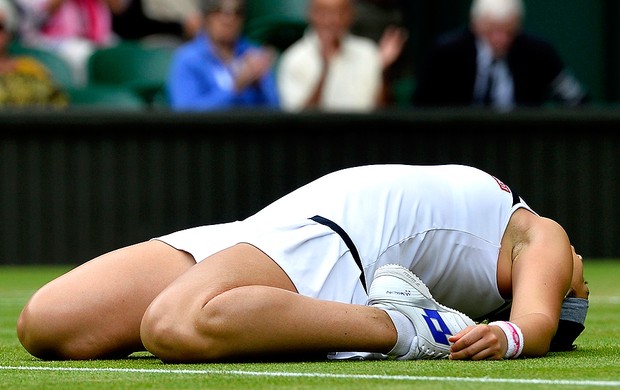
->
xmin=1 ymin=260 xmax=619 ymax=389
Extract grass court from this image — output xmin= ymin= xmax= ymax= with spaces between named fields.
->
xmin=1 ymin=261 xmax=619 ymax=389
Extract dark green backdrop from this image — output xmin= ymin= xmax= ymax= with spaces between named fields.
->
xmin=1 ymin=108 xmax=619 ymax=265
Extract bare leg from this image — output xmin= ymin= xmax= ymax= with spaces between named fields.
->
xmin=141 ymin=243 xmax=397 ymax=362
xmin=17 ymin=240 xmax=195 ymax=360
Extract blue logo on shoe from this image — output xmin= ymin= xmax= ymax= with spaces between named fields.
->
xmin=422 ymin=309 xmax=451 ymax=345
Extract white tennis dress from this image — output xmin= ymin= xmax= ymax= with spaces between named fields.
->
xmin=155 ymin=164 xmax=533 ymax=320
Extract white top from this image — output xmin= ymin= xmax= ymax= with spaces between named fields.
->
xmin=249 ymin=164 xmax=531 ymax=319
xmin=156 ymin=164 xmax=533 ymax=320
xmin=276 ymin=29 xmax=382 ymax=112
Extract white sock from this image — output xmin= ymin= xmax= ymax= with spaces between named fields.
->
xmin=384 ymin=309 xmax=417 ymax=357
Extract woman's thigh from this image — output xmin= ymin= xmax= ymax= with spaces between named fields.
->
xmin=17 ymin=240 xmax=195 ymax=359
xmin=140 ymin=243 xmax=299 ymax=361
xmin=144 ymin=242 xmax=297 ymax=321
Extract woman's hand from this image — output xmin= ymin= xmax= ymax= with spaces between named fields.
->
xmin=448 ymin=324 xmax=507 ymax=360
xmin=568 ymin=247 xmax=589 ymax=299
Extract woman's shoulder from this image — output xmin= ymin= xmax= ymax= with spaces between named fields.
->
xmin=505 ymin=209 xmax=572 ymax=271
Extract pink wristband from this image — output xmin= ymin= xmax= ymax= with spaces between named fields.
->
xmin=489 ymin=321 xmax=524 ymax=359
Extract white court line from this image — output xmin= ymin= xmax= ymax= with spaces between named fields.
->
xmin=1 ymin=366 xmax=619 ymax=387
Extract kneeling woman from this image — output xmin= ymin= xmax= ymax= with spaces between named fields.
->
xmin=17 ymin=164 xmax=589 ymax=362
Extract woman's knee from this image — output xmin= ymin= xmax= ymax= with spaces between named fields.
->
xmin=140 ymin=293 xmax=233 ymax=363
xmin=17 ymin=282 xmax=131 ymax=360
xmin=17 ymin=241 xmax=195 ymax=360
xmin=16 ymin=299 xmax=45 ymax=358
xmin=140 ymin=243 xmax=296 ymax=362
xmin=17 ymin=292 xmax=82 ymax=360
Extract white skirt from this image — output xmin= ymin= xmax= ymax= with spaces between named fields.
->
xmin=153 ymin=217 xmax=368 ymax=305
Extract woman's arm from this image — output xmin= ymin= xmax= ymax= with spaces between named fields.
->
xmin=506 ymin=216 xmax=573 ymax=356
xmin=449 ymin=214 xmax=574 ymax=360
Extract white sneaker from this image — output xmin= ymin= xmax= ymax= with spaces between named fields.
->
xmin=368 ymin=264 xmax=476 ymax=360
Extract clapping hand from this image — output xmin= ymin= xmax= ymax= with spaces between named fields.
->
xmin=378 ymin=26 xmax=408 ymax=69
xmin=233 ymin=47 xmax=276 ymax=91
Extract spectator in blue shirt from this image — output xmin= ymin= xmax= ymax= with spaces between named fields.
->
xmin=166 ymin=0 xmax=279 ymax=111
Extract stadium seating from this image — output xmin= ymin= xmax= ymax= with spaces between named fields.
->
xmin=7 ymin=41 xmax=75 ymax=88
xmin=87 ymin=40 xmax=174 ymax=107
xmin=243 ymin=0 xmax=308 ymax=52
xmin=391 ymin=76 xmax=416 ymax=107
xmin=65 ymin=85 xmax=147 ymax=110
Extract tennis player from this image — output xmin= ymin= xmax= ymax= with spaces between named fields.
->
xmin=17 ymin=164 xmax=589 ymax=362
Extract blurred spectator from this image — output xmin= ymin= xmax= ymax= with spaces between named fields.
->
xmin=142 ymin=0 xmax=201 ymax=40
xmin=15 ymin=0 xmax=129 ymax=86
xmin=166 ymin=0 xmax=279 ymax=112
xmin=0 ymin=0 xmax=67 ymax=108
xmin=351 ymin=0 xmax=404 ymax=42
xmin=277 ymin=0 xmax=407 ymax=112
xmin=412 ymin=0 xmax=589 ymax=110
xmin=350 ymin=0 xmax=413 ymax=106
xmin=113 ymin=0 xmax=201 ymax=45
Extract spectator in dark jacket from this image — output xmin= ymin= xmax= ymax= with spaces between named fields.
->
xmin=412 ymin=0 xmax=588 ymax=110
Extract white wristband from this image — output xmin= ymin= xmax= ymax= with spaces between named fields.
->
xmin=488 ymin=321 xmax=524 ymax=359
